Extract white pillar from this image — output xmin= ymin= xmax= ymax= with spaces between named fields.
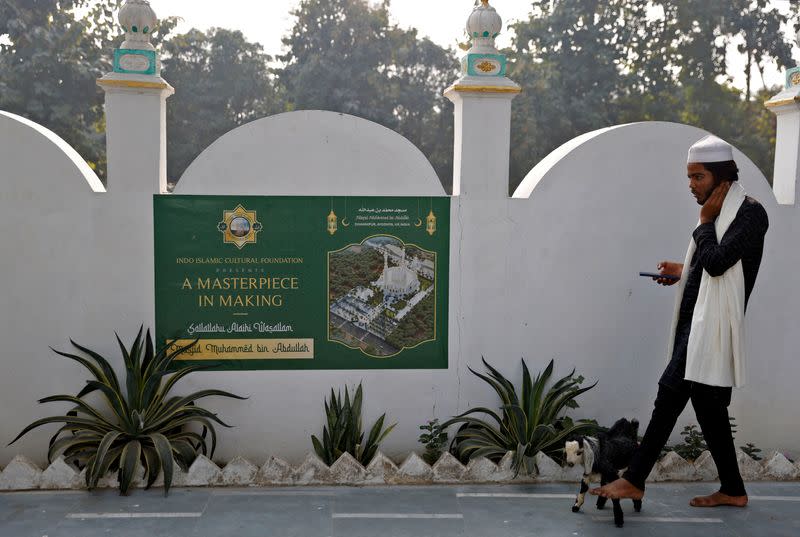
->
xmin=87 ymin=0 xmax=173 ymax=339
xmin=766 ymin=95 xmax=800 ymax=206
xmin=98 ymin=76 xmax=173 ymax=194
xmin=97 ymin=0 xmax=173 ymax=195
xmin=443 ymin=1 xmax=521 ymax=381
xmin=444 ymin=0 xmax=520 ymax=199
xmin=446 ymin=89 xmax=519 ymax=199
xmin=765 ymin=31 xmax=800 ymax=206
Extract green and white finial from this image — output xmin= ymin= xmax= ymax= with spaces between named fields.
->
xmin=458 ymin=0 xmax=507 ymax=78
xmin=467 ymin=0 xmax=502 ymax=54
xmin=119 ymin=0 xmax=158 ymax=52
xmin=443 ymin=0 xmax=519 ymax=94
xmin=113 ymin=0 xmax=159 ymax=75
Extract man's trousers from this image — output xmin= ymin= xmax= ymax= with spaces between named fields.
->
xmin=622 ymin=381 xmax=746 ymax=497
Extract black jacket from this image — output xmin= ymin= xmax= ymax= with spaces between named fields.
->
xmin=660 ymin=195 xmax=769 ymax=390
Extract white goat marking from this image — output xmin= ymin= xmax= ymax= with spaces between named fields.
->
xmin=568 ymin=437 xmax=599 ymax=510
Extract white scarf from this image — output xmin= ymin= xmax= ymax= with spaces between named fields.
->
xmin=666 ymin=182 xmax=747 ymax=388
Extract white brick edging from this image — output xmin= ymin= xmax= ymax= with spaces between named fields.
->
xmin=1 ymin=449 xmax=795 ymax=491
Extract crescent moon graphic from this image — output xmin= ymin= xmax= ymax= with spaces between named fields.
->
xmin=415 ymin=218 xmax=423 ymax=227
xmin=341 ymin=217 xmax=350 ymax=227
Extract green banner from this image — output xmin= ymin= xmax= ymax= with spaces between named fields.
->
xmin=154 ymin=195 xmax=449 ymax=370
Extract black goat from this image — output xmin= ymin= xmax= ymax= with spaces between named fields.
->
xmin=564 ymin=418 xmax=641 ymax=528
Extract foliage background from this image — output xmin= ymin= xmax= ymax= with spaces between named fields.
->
xmin=1 ymin=0 xmax=797 ymax=190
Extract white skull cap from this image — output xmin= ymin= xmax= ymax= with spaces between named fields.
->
xmin=687 ymin=135 xmax=734 ymax=164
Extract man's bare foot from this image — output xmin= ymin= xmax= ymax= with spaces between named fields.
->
xmin=589 ymin=478 xmax=644 ymax=500
xmin=690 ymin=492 xmax=748 ymax=508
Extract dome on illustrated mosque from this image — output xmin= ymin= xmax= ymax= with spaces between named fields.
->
xmin=386 ymin=266 xmax=413 ymax=287
xmin=466 ymin=0 xmax=502 ymax=42
xmin=377 ymin=248 xmax=420 ymax=296
xmin=119 ymin=0 xmax=158 ymax=51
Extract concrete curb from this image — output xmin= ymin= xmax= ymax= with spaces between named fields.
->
xmin=1 ymin=449 xmax=794 ymax=491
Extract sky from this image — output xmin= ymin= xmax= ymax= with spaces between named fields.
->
xmin=143 ymin=0 xmax=798 ymax=92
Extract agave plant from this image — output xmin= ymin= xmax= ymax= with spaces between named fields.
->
xmin=443 ymin=358 xmax=598 ymax=476
xmin=9 ymin=327 xmax=246 ymax=495
xmin=311 ymin=383 xmax=396 ymax=466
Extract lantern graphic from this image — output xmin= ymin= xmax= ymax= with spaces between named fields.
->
xmin=327 ymin=210 xmax=338 ymax=235
xmin=426 ymin=209 xmax=437 ymax=236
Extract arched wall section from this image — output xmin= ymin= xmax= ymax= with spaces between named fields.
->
xmin=455 ymin=121 xmax=794 ymax=455
xmin=176 ymin=110 xmax=446 ymax=196
xmin=156 ymin=110 xmax=450 ymax=463
xmin=0 ymin=112 xmax=108 ymax=463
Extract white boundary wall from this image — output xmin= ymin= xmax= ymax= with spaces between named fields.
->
xmin=1 ymin=112 xmax=798 ymax=466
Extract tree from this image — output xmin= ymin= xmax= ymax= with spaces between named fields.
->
xmin=651 ymin=0 xmax=796 ymax=100
xmin=730 ymin=0 xmax=794 ymax=101
xmin=385 ymin=26 xmax=459 ymax=189
xmin=509 ymin=0 xmax=651 ymax=192
xmin=0 ymin=0 xmax=110 ymax=174
xmin=161 ymin=28 xmax=282 ymax=183
xmin=640 ymin=0 xmax=795 ymax=177
xmin=2 ymin=0 xmax=795 ymax=188
xmin=0 ymin=0 xmax=177 ymax=178
xmin=507 ymin=0 xmax=795 ymax=189
xmin=279 ymin=0 xmax=458 ymax=190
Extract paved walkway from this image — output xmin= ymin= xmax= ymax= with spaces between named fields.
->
xmin=2 ymin=482 xmax=799 ymax=536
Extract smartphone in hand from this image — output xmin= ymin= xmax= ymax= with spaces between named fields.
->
xmin=639 ymin=272 xmax=680 ymax=281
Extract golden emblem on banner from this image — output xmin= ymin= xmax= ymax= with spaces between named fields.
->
xmin=217 ymin=205 xmax=262 ymax=249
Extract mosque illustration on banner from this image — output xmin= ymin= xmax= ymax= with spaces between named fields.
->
xmin=328 ymin=236 xmax=436 ymax=357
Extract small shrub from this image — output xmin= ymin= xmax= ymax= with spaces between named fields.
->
xmin=443 ymin=358 xmax=597 ymax=476
xmin=672 ymin=425 xmax=707 ymax=461
xmin=660 ymin=417 xmax=763 ymax=462
xmin=9 ymin=327 xmax=246 ymax=495
xmin=661 ymin=425 xmax=707 ymax=461
xmin=740 ymin=443 xmax=762 ymax=461
xmin=418 ymin=419 xmax=448 ymax=465
xmin=311 ymin=383 xmax=396 ymax=466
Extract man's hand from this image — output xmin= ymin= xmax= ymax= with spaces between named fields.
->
xmin=654 ymin=261 xmax=683 ymax=286
xmin=700 ymin=181 xmax=731 ymax=224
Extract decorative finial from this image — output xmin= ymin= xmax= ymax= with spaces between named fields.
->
xmin=119 ymin=0 xmax=158 ymax=51
xmin=443 ymin=0 xmax=521 ymax=95
xmin=466 ymin=0 xmax=502 ymax=54
xmin=110 ymin=0 xmax=160 ymax=76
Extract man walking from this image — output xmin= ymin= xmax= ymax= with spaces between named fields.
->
xmin=592 ymin=135 xmax=768 ymax=507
